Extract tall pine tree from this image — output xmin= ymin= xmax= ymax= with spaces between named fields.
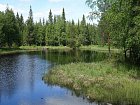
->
xmin=26 ymin=6 xmax=35 ymax=45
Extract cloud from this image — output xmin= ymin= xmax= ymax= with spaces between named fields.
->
xmin=48 ymin=0 xmax=64 ymax=3
xmin=0 ymin=3 xmax=26 ymax=13
xmin=0 ymin=3 xmax=28 ymax=21
xmin=0 ymin=4 xmax=8 ymax=11
xmin=52 ymin=9 xmax=62 ymax=15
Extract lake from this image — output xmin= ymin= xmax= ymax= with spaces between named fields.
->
xmin=0 ymin=50 xmax=108 ymax=105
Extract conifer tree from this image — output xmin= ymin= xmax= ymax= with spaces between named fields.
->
xmin=80 ymin=15 xmax=87 ymax=45
xmin=0 ymin=11 xmax=5 ymax=47
xmin=3 ymin=8 xmax=18 ymax=47
xmin=26 ymin=6 xmax=35 ymax=45
xmin=48 ymin=9 xmax=53 ymax=24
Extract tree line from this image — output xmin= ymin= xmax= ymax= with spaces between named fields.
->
xmin=86 ymin=0 xmax=140 ymax=63
xmin=0 ymin=6 xmax=98 ymax=49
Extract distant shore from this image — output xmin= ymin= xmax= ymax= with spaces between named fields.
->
xmin=0 ymin=45 xmax=120 ymax=55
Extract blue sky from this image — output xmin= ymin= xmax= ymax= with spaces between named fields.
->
xmin=0 ymin=0 xmax=97 ymax=23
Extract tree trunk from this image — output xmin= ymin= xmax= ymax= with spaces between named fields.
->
xmin=102 ymin=32 xmax=104 ymax=46
xmin=108 ymin=33 xmax=111 ymax=56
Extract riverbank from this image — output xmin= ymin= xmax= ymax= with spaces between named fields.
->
xmin=20 ymin=45 xmax=120 ymax=52
xmin=43 ymin=60 xmax=140 ymax=105
xmin=20 ymin=46 xmax=72 ymax=50
xmin=0 ymin=45 xmax=120 ymax=55
xmin=0 ymin=48 xmax=27 ymax=55
xmin=80 ymin=45 xmax=121 ymax=53
xmin=0 ymin=46 xmax=71 ymax=55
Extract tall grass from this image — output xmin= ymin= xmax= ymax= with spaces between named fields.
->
xmin=43 ymin=60 xmax=140 ymax=105
xmin=20 ymin=46 xmax=72 ymax=50
xmin=80 ymin=45 xmax=121 ymax=53
xmin=0 ymin=46 xmax=39 ymax=55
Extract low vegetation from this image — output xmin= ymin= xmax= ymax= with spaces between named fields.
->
xmin=0 ymin=48 xmax=27 ymax=55
xmin=20 ymin=46 xmax=72 ymax=50
xmin=80 ymin=45 xmax=121 ymax=53
xmin=43 ymin=60 xmax=140 ymax=105
xmin=0 ymin=46 xmax=72 ymax=55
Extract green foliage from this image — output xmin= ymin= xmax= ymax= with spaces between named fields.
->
xmin=87 ymin=0 xmax=140 ymax=63
xmin=3 ymin=8 xmax=19 ymax=47
xmin=0 ymin=6 xmax=97 ymax=49
xmin=107 ymin=0 xmax=140 ymax=62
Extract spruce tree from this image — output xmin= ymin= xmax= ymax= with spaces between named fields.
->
xmin=3 ymin=8 xmax=18 ymax=47
xmin=48 ymin=9 xmax=53 ymax=24
xmin=0 ymin=11 xmax=5 ymax=47
xmin=46 ymin=9 xmax=54 ymax=45
xmin=61 ymin=8 xmax=66 ymax=45
xmin=26 ymin=6 xmax=35 ymax=45
xmin=43 ymin=18 xmax=45 ymax=25
xmin=80 ymin=15 xmax=87 ymax=45
xmin=19 ymin=14 xmax=24 ymax=45
xmin=15 ymin=12 xmax=22 ymax=46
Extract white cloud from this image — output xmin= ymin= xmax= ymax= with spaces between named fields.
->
xmin=0 ymin=4 xmax=8 ymax=11
xmin=0 ymin=3 xmax=28 ymax=21
xmin=48 ymin=0 xmax=64 ymax=3
xmin=0 ymin=3 xmax=26 ymax=14
xmin=52 ymin=9 xmax=62 ymax=15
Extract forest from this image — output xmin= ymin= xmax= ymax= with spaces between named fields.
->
xmin=86 ymin=0 xmax=140 ymax=64
xmin=0 ymin=6 xmax=97 ymax=48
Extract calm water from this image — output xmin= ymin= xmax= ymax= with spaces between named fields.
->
xmin=0 ymin=50 xmax=108 ymax=105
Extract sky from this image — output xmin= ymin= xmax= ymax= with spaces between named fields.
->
xmin=0 ymin=0 xmax=97 ymax=24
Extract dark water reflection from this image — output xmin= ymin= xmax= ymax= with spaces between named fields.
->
xmin=0 ymin=50 xmax=108 ymax=105
xmin=39 ymin=49 xmax=108 ymax=64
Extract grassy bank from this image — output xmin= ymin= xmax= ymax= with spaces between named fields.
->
xmin=0 ymin=45 xmax=120 ymax=55
xmin=0 ymin=46 xmax=42 ymax=55
xmin=80 ymin=45 xmax=121 ymax=53
xmin=20 ymin=45 xmax=120 ymax=52
xmin=0 ymin=48 xmax=29 ymax=55
xmin=0 ymin=46 xmax=72 ymax=55
xmin=20 ymin=46 xmax=72 ymax=50
xmin=43 ymin=60 xmax=140 ymax=105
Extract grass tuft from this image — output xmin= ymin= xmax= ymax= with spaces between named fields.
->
xmin=43 ymin=61 xmax=140 ymax=105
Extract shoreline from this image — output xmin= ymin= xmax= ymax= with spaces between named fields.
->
xmin=0 ymin=45 xmax=113 ymax=55
xmin=43 ymin=60 xmax=140 ymax=105
xmin=0 ymin=45 xmax=120 ymax=55
xmin=0 ymin=46 xmax=71 ymax=55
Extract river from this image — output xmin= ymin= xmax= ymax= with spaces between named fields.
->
xmin=0 ymin=50 xmax=108 ymax=105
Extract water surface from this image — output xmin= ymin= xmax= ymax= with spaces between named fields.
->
xmin=0 ymin=50 xmax=107 ymax=105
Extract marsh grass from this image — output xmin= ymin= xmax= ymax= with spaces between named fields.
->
xmin=20 ymin=46 xmax=72 ymax=50
xmin=0 ymin=45 xmax=119 ymax=55
xmin=0 ymin=48 xmax=25 ymax=55
xmin=0 ymin=46 xmax=71 ymax=55
xmin=20 ymin=45 xmax=120 ymax=52
xmin=0 ymin=47 xmax=38 ymax=55
xmin=80 ymin=45 xmax=121 ymax=53
xmin=43 ymin=60 xmax=140 ymax=105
